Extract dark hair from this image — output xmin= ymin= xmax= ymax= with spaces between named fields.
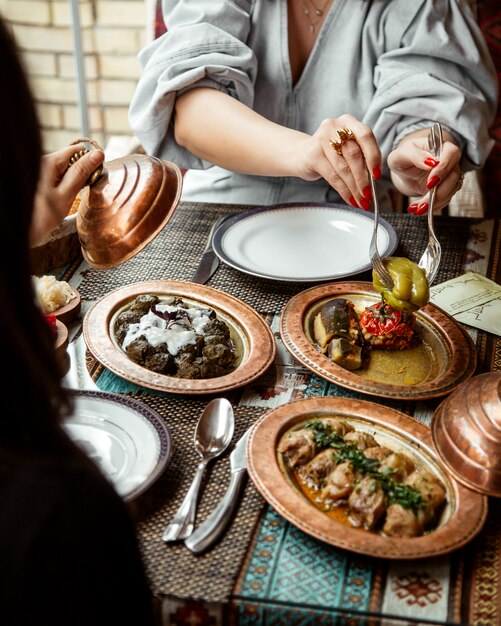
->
xmin=0 ymin=16 xmax=74 ymax=452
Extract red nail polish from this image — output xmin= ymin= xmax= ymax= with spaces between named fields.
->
xmin=415 ymin=202 xmax=429 ymax=215
xmin=407 ymin=203 xmax=418 ymax=214
xmin=360 ymin=198 xmax=370 ymax=211
xmin=373 ymin=165 xmax=382 ymax=180
xmin=362 ymin=186 xmax=372 ymax=200
xmin=349 ymin=196 xmax=358 ymax=208
xmin=426 ymin=175 xmax=440 ymax=189
xmin=424 ymin=157 xmax=440 ymax=167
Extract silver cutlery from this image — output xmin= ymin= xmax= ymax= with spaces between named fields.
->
xmin=184 ymin=425 xmax=252 ymax=554
xmin=369 ymin=174 xmax=394 ymax=290
xmin=62 ymin=333 xmax=100 ymax=391
xmin=162 ymin=398 xmax=235 ymax=542
xmin=191 ymin=214 xmax=232 ymax=284
xmin=418 ymin=123 xmax=443 ymax=285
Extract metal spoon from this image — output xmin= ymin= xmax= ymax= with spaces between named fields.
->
xmin=162 ymin=398 xmax=235 ymax=542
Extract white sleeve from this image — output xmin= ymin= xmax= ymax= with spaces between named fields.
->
xmin=128 ymin=0 xmax=257 ymax=169
xmin=364 ymin=0 xmax=498 ymax=172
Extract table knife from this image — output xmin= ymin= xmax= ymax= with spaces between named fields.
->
xmin=184 ymin=426 xmax=252 ymax=553
xmin=191 ymin=214 xmax=231 ymax=284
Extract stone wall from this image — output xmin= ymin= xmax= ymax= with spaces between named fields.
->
xmin=0 ymin=0 xmax=151 ymax=153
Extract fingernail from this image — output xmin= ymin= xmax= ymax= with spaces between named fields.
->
xmin=426 ymin=175 xmax=440 ymax=189
xmin=415 ymin=202 xmax=429 ymax=215
xmin=362 ymin=186 xmax=372 ymax=200
xmin=349 ymin=196 xmax=358 ymax=208
xmin=359 ymin=198 xmax=370 ymax=211
xmin=424 ymin=157 xmax=440 ymax=167
xmin=407 ymin=202 xmax=419 ymax=214
xmin=373 ymin=165 xmax=382 ymax=180
xmin=89 ymin=149 xmax=104 ymax=164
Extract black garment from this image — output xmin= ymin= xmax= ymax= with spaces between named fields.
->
xmin=0 ymin=449 xmax=156 ymax=626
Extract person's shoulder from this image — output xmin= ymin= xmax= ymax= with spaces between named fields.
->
xmin=1 ymin=448 xmax=125 ymax=515
xmin=58 ymin=455 xmax=128 ymax=512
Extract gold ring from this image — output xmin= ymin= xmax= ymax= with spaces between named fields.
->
xmin=329 ymin=127 xmax=356 ymax=156
xmin=456 ymin=173 xmax=465 ymax=192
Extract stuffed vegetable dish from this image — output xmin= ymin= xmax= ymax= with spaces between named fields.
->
xmin=278 ymin=417 xmax=447 ymax=538
xmin=311 ymin=257 xmax=432 ymax=380
xmin=114 ymin=294 xmax=238 ymax=379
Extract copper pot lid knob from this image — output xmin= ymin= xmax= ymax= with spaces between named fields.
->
xmin=67 ymin=138 xmax=105 ymax=186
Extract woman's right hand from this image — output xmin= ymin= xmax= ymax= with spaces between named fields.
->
xmin=297 ymin=115 xmax=382 ymax=210
xmin=174 ymin=91 xmax=381 ymax=207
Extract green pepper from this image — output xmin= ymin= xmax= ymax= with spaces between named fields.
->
xmin=373 ymin=257 xmax=430 ymax=312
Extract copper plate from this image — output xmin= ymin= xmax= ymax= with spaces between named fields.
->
xmin=280 ymin=281 xmax=477 ymax=401
xmin=247 ymin=396 xmax=487 ymax=559
xmin=83 ymin=280 xmax=276 ymax=395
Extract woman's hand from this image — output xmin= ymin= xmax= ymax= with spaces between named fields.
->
xmin=175 ymin=91 xmax=381 ymax=207
xmin=297 ymin=114 xmax=382 ymax=210
xmin=30 ymin=144 xmax=105 ymax=246
xmin=387 ymin=128 xmax=462 ymax=215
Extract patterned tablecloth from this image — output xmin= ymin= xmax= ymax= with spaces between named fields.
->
xmin=59 ymin=202 xmax=501 ymax=626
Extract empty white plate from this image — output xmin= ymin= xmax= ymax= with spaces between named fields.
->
xmin=63 ymin=391 xmax=171 ymax=500
xmin=213 ymin=203 xmax=398 ymax=282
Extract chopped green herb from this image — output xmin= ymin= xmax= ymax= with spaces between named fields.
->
xmin=305 ymin=419 xmax=423 ymax=512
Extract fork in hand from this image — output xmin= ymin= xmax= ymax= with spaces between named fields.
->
xmin=418 ymin=123 xmax=443 ymax=285
xmin=369 ymin=173 xmax=394 ymax=291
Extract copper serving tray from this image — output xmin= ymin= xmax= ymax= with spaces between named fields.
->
xmin=83 ymin=280 xmax=276 ymax=395
xmin=246 ymin=396 xmax=487 ymax=560
xmin=280 ymin=281 xmax=477 ymax=401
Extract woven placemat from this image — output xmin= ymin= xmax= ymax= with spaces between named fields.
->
xmin=128 ymin=394 xmax=266 ymax=603
xmin=76 ymin=202 xmax=471 ymax=313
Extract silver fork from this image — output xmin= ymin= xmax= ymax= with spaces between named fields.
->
xmin=369 ymin=174 xmax=394 ymax=290
xmin=418 ymin=123 xmax=443 ymax=285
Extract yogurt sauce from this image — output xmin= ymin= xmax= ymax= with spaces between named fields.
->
xmin=122 ymin=302 xmax=213 ymax=356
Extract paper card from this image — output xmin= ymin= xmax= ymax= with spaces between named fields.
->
xmin=455 ymin=297 xmax=501 ymax=336
xmin=429 ymin=272 xmax=501 ymax=336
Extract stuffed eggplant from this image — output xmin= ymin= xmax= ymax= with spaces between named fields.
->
xmin=313 ymin=298 xmax=363 ymax=370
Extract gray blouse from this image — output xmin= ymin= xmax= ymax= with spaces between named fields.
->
xmin=128 ymin=0 xmax=498 ymax=208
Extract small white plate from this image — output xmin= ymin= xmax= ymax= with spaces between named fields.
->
xmin=63 ymin=391 xmax=171 ymax=501
xmin=213 ymin=203 xmax=398 ymax=282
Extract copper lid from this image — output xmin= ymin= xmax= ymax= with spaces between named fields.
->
xmin=73 ymin=143 xmax=182 ymax=269
xmin=431 ymin=371 xmax=501 ymax=497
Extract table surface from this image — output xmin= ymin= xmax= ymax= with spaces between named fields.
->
xmin=60 ymin=201 xmax=501 ymax=626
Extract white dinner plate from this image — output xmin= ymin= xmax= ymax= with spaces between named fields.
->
xmin=63 ymin=390 xmax=172 ymax=501
xmin=213 ymin=203 xmax=398 ymax=282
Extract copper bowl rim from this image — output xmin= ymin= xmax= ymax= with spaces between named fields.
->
xmin=246 ymin=396 xmax=488 ymax=559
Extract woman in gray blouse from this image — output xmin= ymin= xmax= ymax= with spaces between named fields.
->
xmin=129 ymin=0 xmax=497 ymax=214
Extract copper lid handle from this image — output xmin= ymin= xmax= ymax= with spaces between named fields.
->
xmin=67 ymin=137 xmax=104 ymax=186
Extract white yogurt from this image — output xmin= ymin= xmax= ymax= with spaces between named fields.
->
xmin=122 ymin=302 xmax=213 ymax=356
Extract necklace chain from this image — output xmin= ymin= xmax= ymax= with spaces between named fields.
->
xmin=301 ymin=0 xmax=331 ymax=34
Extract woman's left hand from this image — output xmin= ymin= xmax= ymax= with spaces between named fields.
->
xmin=30 ymin=144 xmax=104 ymax=246
xmin=387 ymin=128 xmax=462 ymax=215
